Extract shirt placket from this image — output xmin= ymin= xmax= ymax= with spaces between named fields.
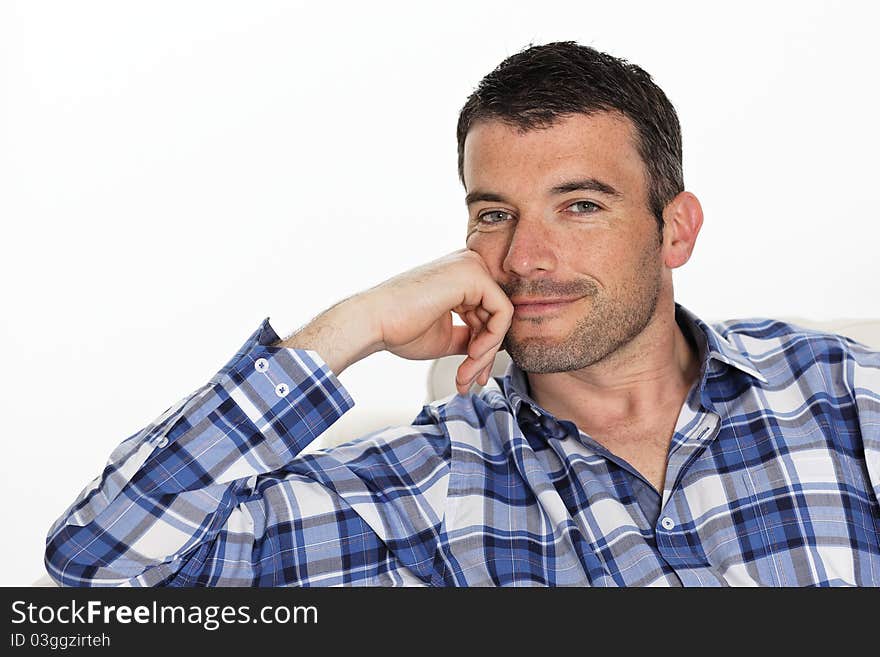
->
xmin=653 ymin=403 xmax=722 ymax=583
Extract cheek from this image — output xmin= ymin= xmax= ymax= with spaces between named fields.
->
xmin=465 ymin=231 xmax=502 ymax=262
xmin=565 ymin=235 xmax=610 ymax=266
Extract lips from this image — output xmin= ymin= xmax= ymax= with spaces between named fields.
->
xmin=512 ymin=297 xmax=580 ymax=317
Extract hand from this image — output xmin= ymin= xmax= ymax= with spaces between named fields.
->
xmin=362 ymin=248 xmax=514 ymax=396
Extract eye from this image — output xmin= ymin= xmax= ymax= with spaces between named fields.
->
xmin=566 ymin=200 xmax=601 ymax=214
xmin=477 ymin=210 xmax=513 ymax=225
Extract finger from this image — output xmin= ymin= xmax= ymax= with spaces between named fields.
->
xmin=461 ymin=345 xmax=499 ymax=388
xmin=467 ymin=354 xmax=496 ymax=392
xmin=456 ymin=352 xmax=491 ymax=394
xmin=461 ymin=276 xmax=509 ymax=320
xmin=477 ymin=362 xmax=492 ymax=386
xmin=484 ymin=297 xmax=514 ymax=341
xmin=468 ymin=327 xmax=505 ymax=362
xmin=468 ymin=302 xmax=512 ymax=359
xmin=455 ymin=361 xmax=475 ymax=396
xmin=461 ymin=309 xmax=478 ymax=331
xmin=476 ymin=347 xmax=499 ymax=382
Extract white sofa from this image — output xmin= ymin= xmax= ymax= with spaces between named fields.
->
xmin=34 ymin=316 xmax=880 ymax=586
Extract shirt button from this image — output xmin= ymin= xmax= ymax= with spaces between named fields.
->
xmin=275 ymin=383 xmax=290 ymax=398
xmin=156 ymin=436 xmax=169 ymax=448
xmin=255 ymin=358 xmax=269 ymax=373
xmin=660 ymin=516 xmax=675 ymax=530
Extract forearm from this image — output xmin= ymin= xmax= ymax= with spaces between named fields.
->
xmin=272 ymin=294 xmax=384 ymax=376
xmin=45 ymin=317 xmax=356 ymax=586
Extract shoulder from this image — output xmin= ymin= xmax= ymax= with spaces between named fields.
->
xmin=710 ymin=316 xmax=880 ymax=403
xmin=713 ymin=315 xmax=879 ymax=364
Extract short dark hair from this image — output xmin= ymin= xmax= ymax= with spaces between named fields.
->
xmin=456 ymin=41 xmax=683 ymax=241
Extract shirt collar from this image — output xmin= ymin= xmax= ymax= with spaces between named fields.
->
xmin=498 ymin=301 xmax=768 ymax=422
xmin=677 ymin=303 xmax=768 ymax=385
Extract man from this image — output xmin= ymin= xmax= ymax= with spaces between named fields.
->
xmin=45 ymin=41 xmax=880 ymax=587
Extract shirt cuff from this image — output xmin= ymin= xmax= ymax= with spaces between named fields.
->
xmin=210 ymin=317 xmax=355 ymax=463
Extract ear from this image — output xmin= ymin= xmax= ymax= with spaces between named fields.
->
xmin=661 ymin=191 xmax=703 ymax=269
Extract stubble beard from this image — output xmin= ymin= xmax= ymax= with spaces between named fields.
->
xmin=502 ymin=246 xmax=663 ymax=374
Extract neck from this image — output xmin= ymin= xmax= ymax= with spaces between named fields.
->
xmin=526 ymin=301 xmax=701 ymax=431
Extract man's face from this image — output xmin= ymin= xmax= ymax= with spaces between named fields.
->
xmin=463 ymin=111 xmax=665 ymax=373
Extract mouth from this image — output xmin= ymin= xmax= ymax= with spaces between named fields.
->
xmin=512 ymin=297 xmax=581 ymax=318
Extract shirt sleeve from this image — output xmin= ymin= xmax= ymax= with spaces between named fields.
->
xmin=43 ymin=317 xmax=447 ymax=587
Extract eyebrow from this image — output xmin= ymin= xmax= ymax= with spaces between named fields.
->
xmin=465 ymin=177 xmax=623 ymax=206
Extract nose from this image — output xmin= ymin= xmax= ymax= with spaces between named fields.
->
xmin=501 ymin=215 xmax=558 ymax=278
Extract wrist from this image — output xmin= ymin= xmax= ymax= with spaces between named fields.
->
xmin=277 ymin=295 xmax=384 ymax=376
xmin=322 ymin=294 xmax=386 ymax=371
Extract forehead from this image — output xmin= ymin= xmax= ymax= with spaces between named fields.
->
xmin=462 ymin=111 xmax=646 ymax=197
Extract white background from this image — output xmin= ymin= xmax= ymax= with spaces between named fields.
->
xmin=1 ymin=0 xmax=878 ymax=586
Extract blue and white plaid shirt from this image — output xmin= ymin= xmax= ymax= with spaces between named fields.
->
xmin=45 ymin=303 xmax=880 ymax=586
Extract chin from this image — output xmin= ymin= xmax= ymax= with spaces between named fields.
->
xmin=503 ymin=336 xmax=592 ymax=374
